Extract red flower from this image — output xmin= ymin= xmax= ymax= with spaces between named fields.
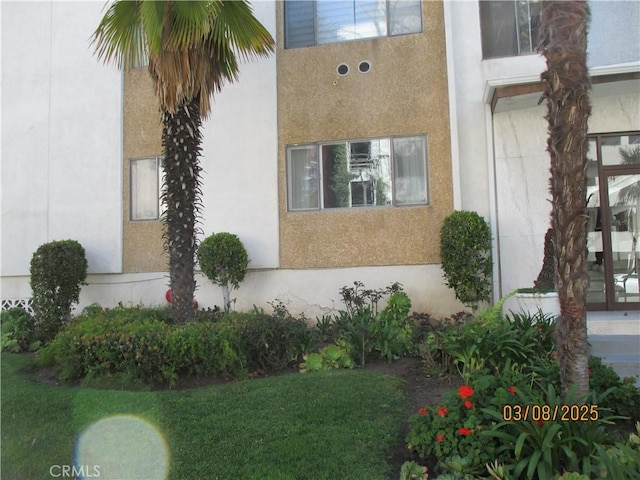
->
xmin=588 ymin=368 xmax=592 ymax=376
xmin=436 ymin=433 xmax=445 ymax=443
xmin=458 ymin=427 xmax=472 ymax=436
xmin=508 ymin=386 xmax=517 ymax=394
xmin=459 ymin=385 xmax=475 ymax=399
xmin=418 ymin=407 xmax=428 ymax=415
xmin=437 ymin=406 xmax=448 ymax=417
xmin=537 ymin=419 xmax=544 ymax=428
xmin=464 ymin=400 xmax=473 ymax=409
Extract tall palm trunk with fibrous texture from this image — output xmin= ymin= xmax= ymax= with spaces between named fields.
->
xmin=538 ymin=0 xmax=591 ymax=398
xmin=162 ymin=97 xmax=203 ymax=323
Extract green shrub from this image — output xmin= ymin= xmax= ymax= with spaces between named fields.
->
xmin=197 ymin=232 xmax=249 ymax=312
xmin=227 ymin=311 xmax=312 ymax=372
xmin=440 ymin=211 xmax=492 ymax=308
xmin=419 ymin=304 xmax=556 ymax=384
xmin=39 ymin=306 xmax=244 ymax=386
xmin=1 ymin=307 xmax=38 ymax=352
xmin=39 ymin=305 xmax=313 ymax=386
xmin=589 ymin=356 xmax=640 ymax=421
xmin=30 ymin=239 xmax=87 ymax=343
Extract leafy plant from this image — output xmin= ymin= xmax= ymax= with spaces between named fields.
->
xmin=589 ymin=355 xmax=640 ymax=421
xmin=373 ymin=290 xmax=414 ymax=361
xmin=1 ymin=308 xmax=38 ymax=352
xmin=480 ymin=384 xmax=625 ymax=479
xmin=299 ymin=343 xmax=354 ymax=373
xmin=332 ymin=282 xmax=414 ymax=366
xmin=440 ymin=211 xmax=492 ymax=308
xmin=197 ymin=232 xmax=249 ymax=312
xmin=30 ymin=239 xmax=87 ymax=343
xmin=407 ymin=377 xmax=511 ymax=476
xmin=592 ymin=422 xmax=640 ymax=479
xmin=416 ymin=304 xmax=557 ymax=386
xmin=399 ymin=460 xmax=428 ymax=480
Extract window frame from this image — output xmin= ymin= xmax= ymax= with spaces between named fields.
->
xmin=284 ymin=0 xmax=423 ymax=49
xmin=286 ymin=134 xmax=429 ymax=212
xmin=129 ymin=156 xmax=164 ymax=222
xmin=479 ymin=0 xmax=541 ymax=59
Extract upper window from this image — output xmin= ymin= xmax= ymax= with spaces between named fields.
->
xmin=479 ymin=0 xmax=540 ymax=59
xmin=130 ymin=157 xmax=164 ymax=221
xmin=284 ymin=0 xmax=422 ymax=49
xmin=287 ymin=135 xmax=428 ymax=211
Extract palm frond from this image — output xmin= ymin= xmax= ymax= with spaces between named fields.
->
xmin=166 ymin=1 xmax=216 ymax=49
xmin=92 ymin=0 xmax=147 ymax=69
xmin=210 ymin=1 xmax=275 ymax=62
xmin=139 ymin=0 xmax=165 ymax=56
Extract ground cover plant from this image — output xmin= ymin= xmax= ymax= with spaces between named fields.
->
xmin=407 ymin=301 xmax=640 ymax=479
xmin=1 ymin=352 xmax=406 ymax=480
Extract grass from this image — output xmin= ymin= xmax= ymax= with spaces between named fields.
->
xmin=1 ymin=353 xmax=406 ymax=479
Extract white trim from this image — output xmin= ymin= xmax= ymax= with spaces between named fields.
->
xmin=485 ymin=104 xmax=502 ymax=302
xmin=483 ymin=62 xmax=640 ymax=105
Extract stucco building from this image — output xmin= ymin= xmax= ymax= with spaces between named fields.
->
xmin=2 ymin=1 xmax=639 ymax=330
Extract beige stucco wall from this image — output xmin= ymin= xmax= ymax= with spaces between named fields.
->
xmin=122 ymin=68 xmax=167 ymax=273
xmin=276 ymin=0 xmax=453 ymax=269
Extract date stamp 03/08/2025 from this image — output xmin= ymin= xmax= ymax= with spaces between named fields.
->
xmin=502 ymin=404 xmax=600 ymax=422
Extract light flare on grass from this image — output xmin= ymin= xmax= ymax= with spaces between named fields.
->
xmin=75 ymin=415 xmax=169 ymax=479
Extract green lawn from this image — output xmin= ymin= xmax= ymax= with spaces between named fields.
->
xmin=1 ymin=353 xmax=406 ymax=480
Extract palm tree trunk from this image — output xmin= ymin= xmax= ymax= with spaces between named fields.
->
xmin=539 ymin=0 xmax=591 ymax=398
xmin=162 ymin=96 xmax=203 ymax=323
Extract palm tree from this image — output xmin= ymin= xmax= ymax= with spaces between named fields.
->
xmin=93 ymin=1 xmax=274 ymax=322
xmin=537 ymin=0 xmax=591 ymax=397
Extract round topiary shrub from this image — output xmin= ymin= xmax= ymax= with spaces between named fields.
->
xmin=197 ymin=232 xmax=249 ymax=312
xmin=440 ymin=211 xmax=492 ymax=308
xmin=30 ymin=239 xmax=88 ymax=343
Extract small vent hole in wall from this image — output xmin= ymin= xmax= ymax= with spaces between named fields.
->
xmin=358 ymin=61 xmax=371 ymax=73
xmin=337 ymin=63 xmax=349 ymax=76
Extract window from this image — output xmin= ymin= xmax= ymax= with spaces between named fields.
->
xmin=284 ymin=0 xmax=422 ymax=49
xmin=287 ymin=135 xmax=427 ymax=211
xmin=130 ymin=157 xmax=163 ymax=221
xmin=479 ymin=0 xmax=540 ymax=59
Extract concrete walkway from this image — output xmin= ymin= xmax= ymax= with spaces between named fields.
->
xmin=588 ymin=311 xmax=640 ymax=387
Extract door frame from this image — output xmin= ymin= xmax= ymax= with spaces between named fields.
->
xmin=587 ymin=131 xmax=640 ymax=311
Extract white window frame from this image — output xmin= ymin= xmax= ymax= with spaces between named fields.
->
xmin=130 ymin=156 xmax=164 ymax=221
xmin=286 ymin=135 xmax=428 ymax=212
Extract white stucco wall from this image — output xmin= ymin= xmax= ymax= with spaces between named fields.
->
xmin=1 ymin=2 xmax=123 ymax=279
xmin=198 ymin=0 xmax=279 ymax=269
xmin=495 ymin=88 xmax=640 ymax=298
xmin=68 ymin=264 xmax=464 ymax=319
